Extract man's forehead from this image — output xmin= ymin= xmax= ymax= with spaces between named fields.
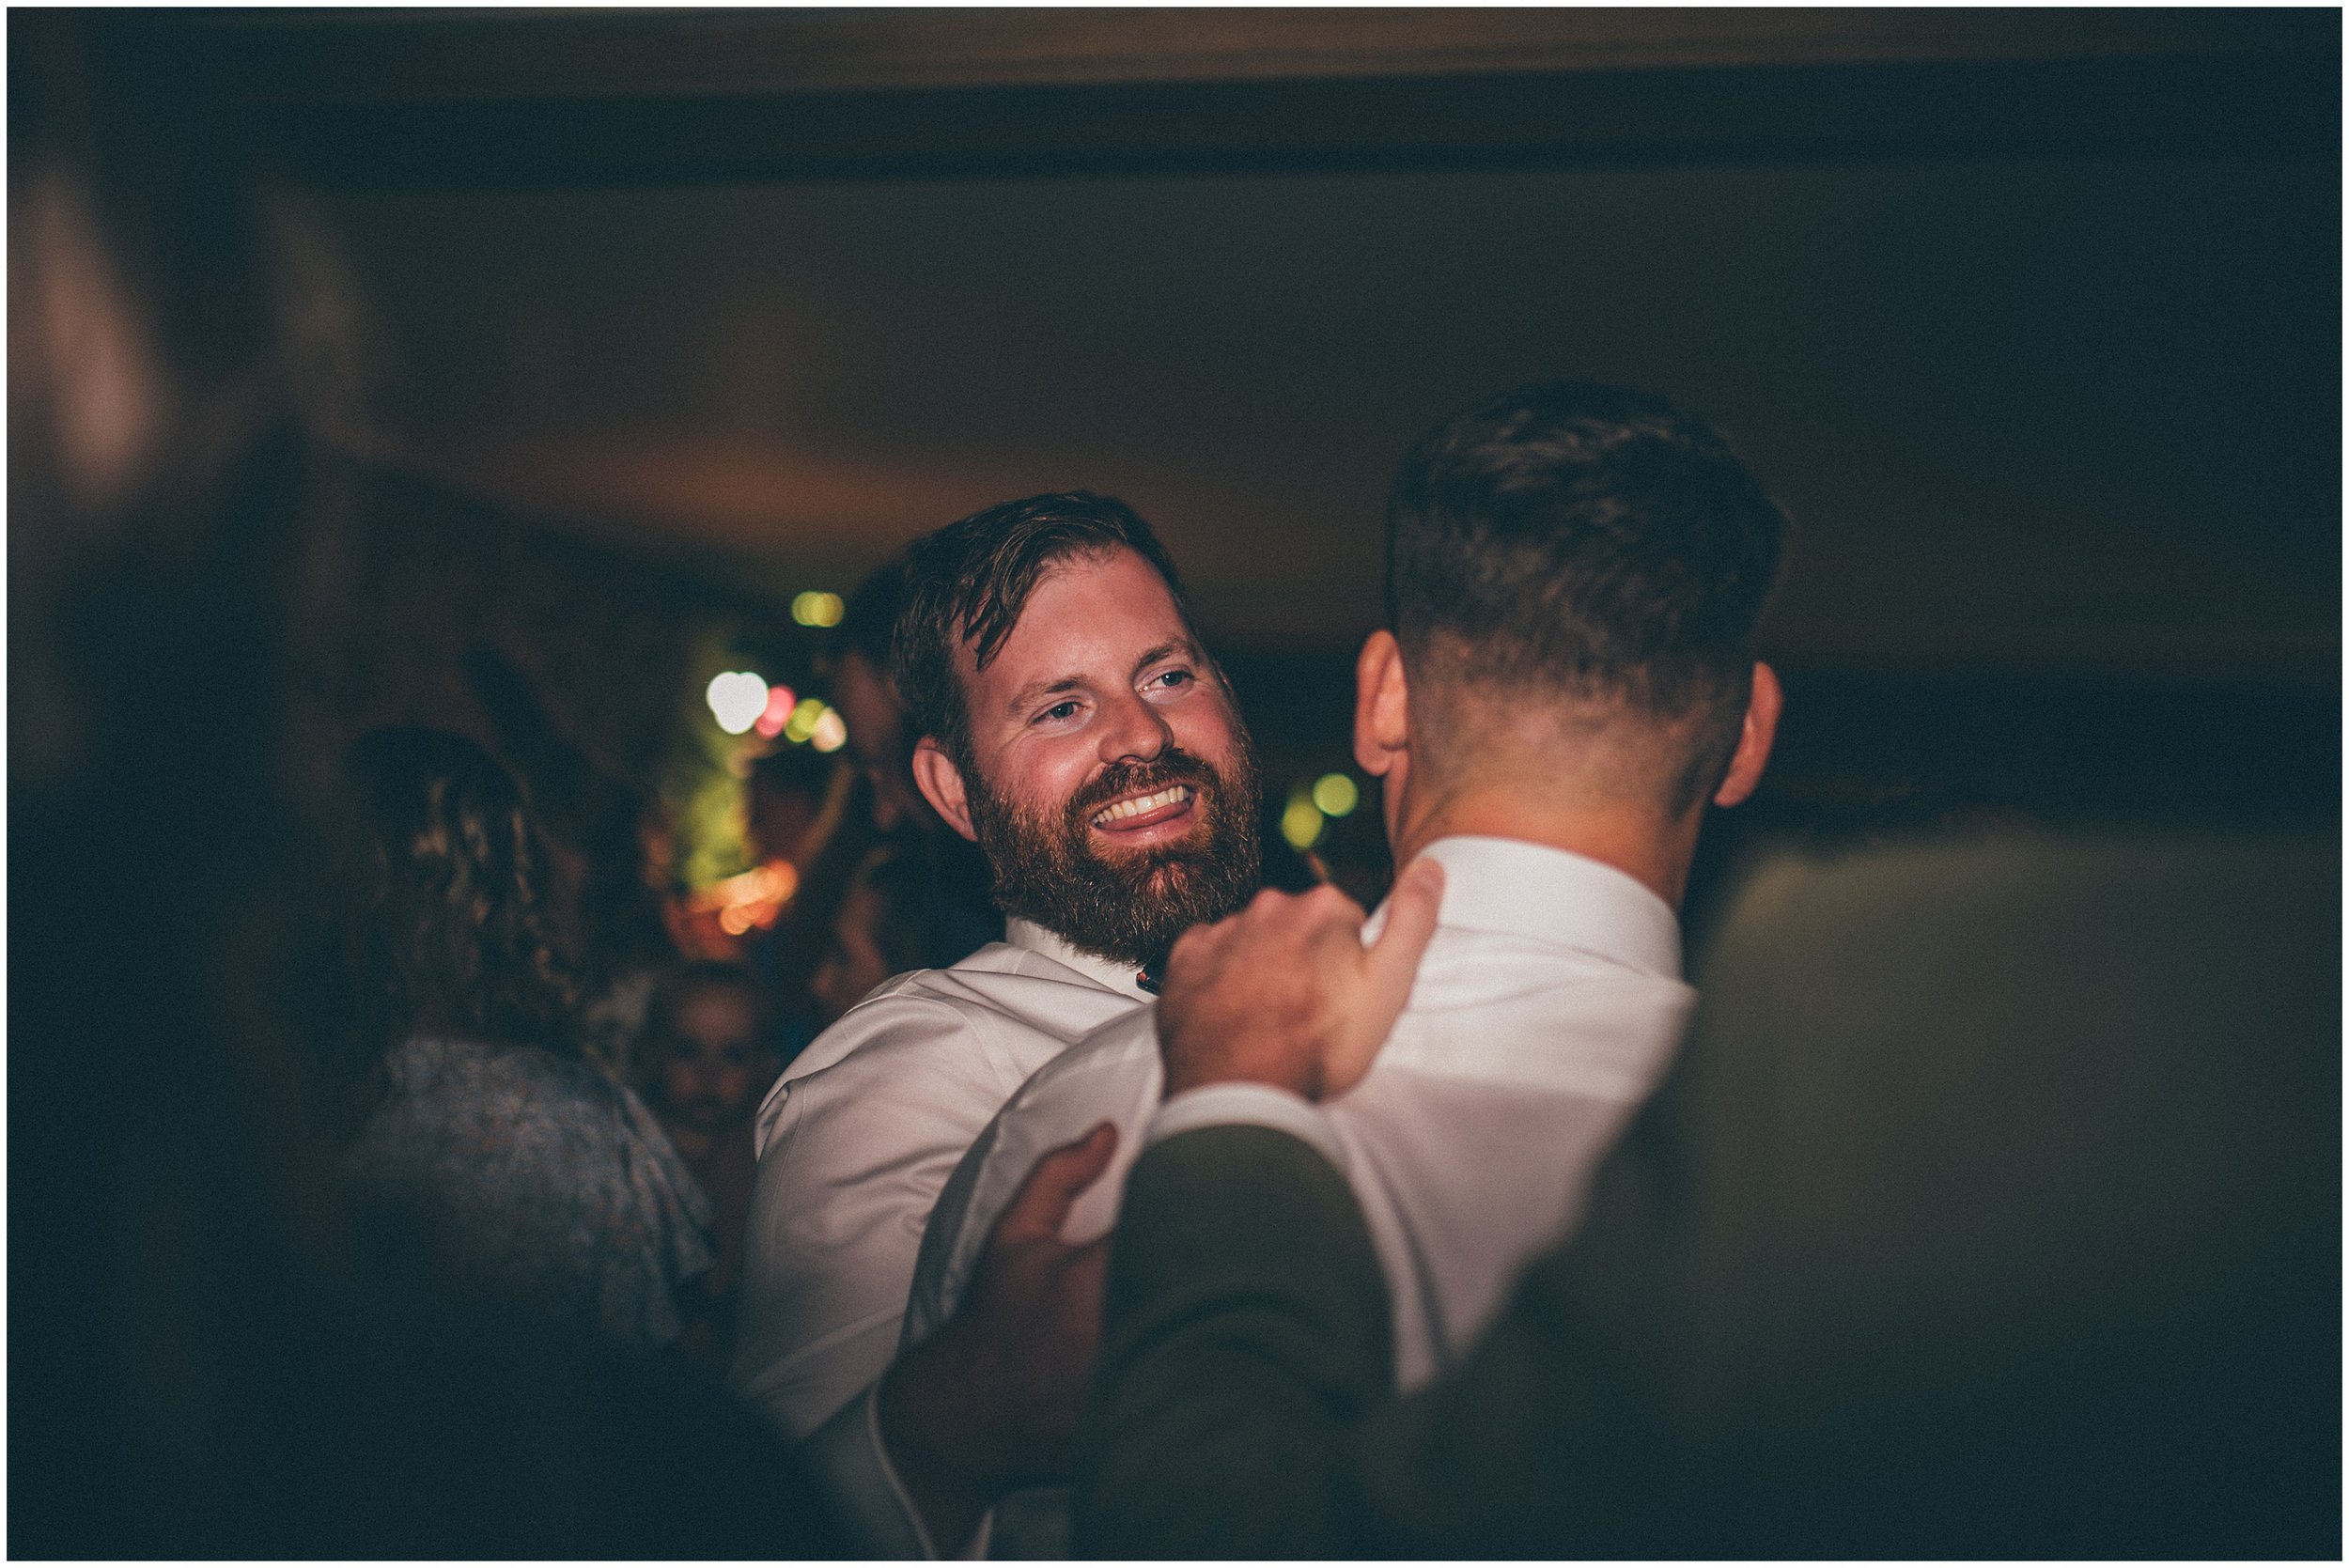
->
xmin=957 ymin=547 xmax=1191 ymax=675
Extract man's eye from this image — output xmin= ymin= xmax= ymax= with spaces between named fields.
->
xmin=1148 ymin=669 xmax=1193 ymax=691
xmin=1037 ymin=700 xmax=1081 ymax=723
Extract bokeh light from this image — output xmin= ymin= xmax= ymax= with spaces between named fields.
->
xmin=706 ymin=669 xmax=769 ymax=735
xmin=791 ymin=590 xmax=845 ymax=628
xmin=781 ymin=695 xmax=827 ymax=743
xmin=754 ymin=682 xmax=799 ymax=738
xmin=1280 ymin=789 xmax=1325 ymax=851
xmin=1311 ymin=771 xmax=1360 ymax=817
xmin=810 ymin=707 xmax=848 ymax=753
xmin=687 ymin=858 xmax=801 ymax=939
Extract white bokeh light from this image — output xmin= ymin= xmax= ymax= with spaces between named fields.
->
xmin=706 ymin=670 xmax=769 ymax=735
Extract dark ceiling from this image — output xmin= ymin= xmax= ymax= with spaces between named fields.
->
xmin=115 ymin=8 xmax=2341 ymax=690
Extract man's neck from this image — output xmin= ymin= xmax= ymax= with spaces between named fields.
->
xmin=1392 ymin=784 xmax=1699 ymax=910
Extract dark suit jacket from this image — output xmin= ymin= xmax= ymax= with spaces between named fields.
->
xmin=1079 ymin=833 xmax=2339 ymax=1558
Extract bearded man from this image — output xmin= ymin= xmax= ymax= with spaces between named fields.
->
xmin=727 ymin=491 xmax=1262 ymax=1550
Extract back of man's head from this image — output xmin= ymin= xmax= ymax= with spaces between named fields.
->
xmin=1387 ymin=381 xmax=1785 ymax=811
xmin=890 ymin=490 xmax=1193 ymax=768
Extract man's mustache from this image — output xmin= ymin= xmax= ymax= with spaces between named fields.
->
xmin=1066 ymin=752 xmax=1217 ymax=824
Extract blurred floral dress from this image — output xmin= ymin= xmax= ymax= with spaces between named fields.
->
xmin=347 ymin=1034 xmax=714 ymax=1351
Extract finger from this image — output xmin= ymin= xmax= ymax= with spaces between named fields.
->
xmin=1300 ymin=881 xmax=1368 ymax=926
xmin=993 ymin=1122 xmax=1118 ymax=1245
xmin=1340 ymin=857 xmax=1444 ymax=1058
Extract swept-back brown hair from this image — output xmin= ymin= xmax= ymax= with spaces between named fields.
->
xmin=889 ymin=490 xmax=1194 ymax=768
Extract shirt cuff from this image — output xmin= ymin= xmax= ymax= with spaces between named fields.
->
xmin=799 ymin=1377 xmax=1001 ymax=1560
xmin=798 ymin=1380 xmax=938 ymax=1559
xmin=1146 ymin=1083 xmax=1348 ymax=1173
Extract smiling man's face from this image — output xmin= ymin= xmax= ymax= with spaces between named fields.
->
xmin=917 ymin=546 xmax=1261 ymax=969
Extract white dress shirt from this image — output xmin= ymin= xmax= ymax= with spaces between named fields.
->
xmin=905 ymin=835 xmax=1697 ymax=1397
xmin=727 ymin=919 xmax=1150 ymax=1442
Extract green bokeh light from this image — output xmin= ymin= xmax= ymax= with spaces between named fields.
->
xmin=1280 ymin=790 xmax=1326 ymax=851
xmin=791 ymin=590 xmax=845 ymax=628
xmin=1311 ymin=771 xmax=1360 ymax=817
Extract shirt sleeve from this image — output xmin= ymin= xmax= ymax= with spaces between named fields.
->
xmin=727 ymin=998 xmax=1012 ymax=1439
xmin=797 ymin=1380 xmax=935 ymax=1559
xmin=796 ymin=1378 xmax=1003 ymax=1560
xmin=904 ymin=1007 xmax=1167 ymax=1349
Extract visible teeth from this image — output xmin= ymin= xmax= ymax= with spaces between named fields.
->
xmin=1093 ymin=784 xmax=1191 ymax=827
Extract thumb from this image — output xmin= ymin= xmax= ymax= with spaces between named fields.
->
xmin=1319 ymin=859 xmax=1443 ymax=1101
xmin=993 ymin=1122 xmax=1118 ymax=1245
xmin=1362 ymin=857 xmax=1444 ymax=1015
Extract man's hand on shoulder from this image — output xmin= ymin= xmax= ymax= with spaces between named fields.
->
xmin=1159 ymin=858 xmax=1444 ymax=1102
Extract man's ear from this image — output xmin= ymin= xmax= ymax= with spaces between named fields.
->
xmin=1712 ymin=660 xmax=1782 ymax=809
xmin=1351 ymin=630 xmax=1411 ymax=779
xmin=910 ymin=737 xmax=980 ymax=842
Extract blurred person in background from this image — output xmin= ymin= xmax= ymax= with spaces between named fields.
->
xmin=8 ymin=17 xmax=843 ymax=1551
xmin=465 ymin=641 xmax=687 ymax=1080
xmin=809 ymin=843 xmax=988 ymax=1027
xmin=738 ymin=739 xmax=869 ymax=1046
xmin=746 ymin=737 xmax=850 ymax=874
xmin=733 ymin=560 xmax=1011 ymax=1052
xmin=10 ymin=12 xmax=369 ymax=1550
xmin=336 ymin=725 xmax=717 ymax=1355
xmin=830 ymin=556 xmax=1003 ymax=959
xmin=636 ymin=960 xmax=785 ymax=1370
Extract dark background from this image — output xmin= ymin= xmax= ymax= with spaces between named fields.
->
xmin=114 ymin=7 xmax=2341 ymax=922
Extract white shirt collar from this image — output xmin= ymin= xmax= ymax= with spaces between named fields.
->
xmin=1003 ymin=840 xmax=1678 ymax=997
xmin=1003 ymin=917 xmax=1156 ymax=1001
xmin=1404 ymin=834 xmax=1683 ymax=981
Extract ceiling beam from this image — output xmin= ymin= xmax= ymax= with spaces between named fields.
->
xmin=102 ymin=8 xmax=2339 ymax=187
xmin=128 ymin=8 xmax=2331 ymax=101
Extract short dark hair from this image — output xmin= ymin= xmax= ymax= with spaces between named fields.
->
xmin=1388 ymin=380 xmax=1785 ymax=724
xmin=890 ymin=491 xmax=1193 ymax=765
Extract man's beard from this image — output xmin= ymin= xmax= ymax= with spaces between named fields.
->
xmin=963 ymin=739 xmax=1263 ymax=971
